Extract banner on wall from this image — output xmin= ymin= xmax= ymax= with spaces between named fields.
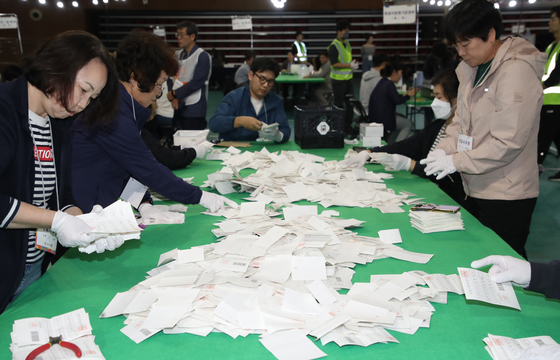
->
xmin=383 ymin=5 xmax=416 ymax=25
xmin=0 ymin=16 xmax=18 ymax=29
xmin=232 ymin=16 xmax=252 ymax=30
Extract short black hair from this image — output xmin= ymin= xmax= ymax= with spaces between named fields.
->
xmin=431 ymin=68 xmax=459 ymax=102
xmin=432 ymin=41 xmax=449 ymax=58
xmin=380 ymin=62 xmax=402 ymax=77
xmin=23 ymin=30 xmax=119 ymax=126
xmin=336 ymin=20 xmax=351 ymax=32
xmin=245 ymin=50 xmax=256 ymax=60
xmin=372 ymin=52 xmax=388 ymax=67
xmin=2 ymin=64 xmax=22 ymax=82
xmin=320 ymin=51 xmax=329 ymax=57
xmin=444 ymin=0 xmax=502 ymax=45
xmin=177 ymin=20 xmax=198 ymax=41
xmin=551 ymin=5 xmax=560 ymax=17
xmin=295 ymin=31 xmax=303 ymax=37
xmin=115 ymin=29 xmax=179 ymax=94
xmin=250 ymin=57 xmax=280 ymax=78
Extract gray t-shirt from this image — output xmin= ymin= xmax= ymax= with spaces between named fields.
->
xmin=234 ymin=62 xmax=251 ymax=86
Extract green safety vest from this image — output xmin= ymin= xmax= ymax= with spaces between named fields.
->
xmin=293 ymin=41 xmax=307 ymax=62
xmin=543 ymin=41 xmax=560 ymax=105
xmin=329 ymin=38 xmax=353 ymax=81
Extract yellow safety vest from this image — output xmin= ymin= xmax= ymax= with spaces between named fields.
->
xmin=293 ymin=41 xmax=307 ymax=62
xmin=329 ymin=38 xmax=353 ymax=81
xmin=543 ymin=41 xmax=560 ymax=105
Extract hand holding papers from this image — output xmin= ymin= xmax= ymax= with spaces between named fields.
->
xmin=337 ymin=151 xmax=370 ymax=169
xmin=458 ymin=267 xmax=521 ymax=310
xmin=138 ymin=203 xmax=187 ymax=225
xmin=471 ymin=255 xmax=531 ymax=288
xmin=199 ymin=191 xmax=238 ymax=212
xmin=258 ymin=123 xmax=282 ymax=142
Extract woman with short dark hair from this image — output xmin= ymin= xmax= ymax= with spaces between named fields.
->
xmin=421 ymin=0 xmax=547 ymax=258
xmin=0 ymin=30 xmax=121 ymax=314
xmin=71 ymin=30 xmax=235 ymax=220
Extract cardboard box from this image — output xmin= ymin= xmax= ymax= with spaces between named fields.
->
xmin=359 ymin=123 xmax=384 ymax=137
xmin=359 ymin=134 xmax=382 ymax=147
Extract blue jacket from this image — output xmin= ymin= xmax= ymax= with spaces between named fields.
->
xmin=208 ymin=86 xmax=290 ymax=142
xmin=368 ymin=77 xmax=410 ymax=132
xmin=174 ymin=45 xmax=211 ymax=118
xmin=71 ymin=83 xmax=202 ymax=212
xmin=0 ymin=76 xmax=75 ymax=313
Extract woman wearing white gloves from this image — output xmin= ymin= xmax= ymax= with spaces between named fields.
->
xmin=339 ymin=69 xmax=466 ymax=207
xmin=0 ymin=31 xmax=124 ymax=314
xmin=420 ymin=0 xmax=546 ymax=259
xmin=71 ymin=30 xmax=236 ymax=221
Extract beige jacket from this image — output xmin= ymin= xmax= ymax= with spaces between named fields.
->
xmin=437 ymin=37 xmax=547 ymax=200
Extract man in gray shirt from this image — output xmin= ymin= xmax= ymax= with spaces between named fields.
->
xmin=234 ymin=50 xmax=255 ymax=87
xmin=359 ymin=52 xmax=387 ymax=114
xmin=304 ymin=51 xmax=332 ymax=106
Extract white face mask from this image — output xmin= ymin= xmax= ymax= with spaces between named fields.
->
xmin=430 ymin=98 xmax=452 ymax=119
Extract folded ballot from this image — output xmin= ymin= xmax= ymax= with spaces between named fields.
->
xmin=409 ymin=210 xmax=464 ymax=233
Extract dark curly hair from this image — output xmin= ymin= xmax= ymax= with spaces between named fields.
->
xmin=431 ymin=68 xmax=459 ymax=102
xmin=115 ymin=29 xmax=178 ymax=93
xmin=22 ymin=30 xmax=119 ymax=125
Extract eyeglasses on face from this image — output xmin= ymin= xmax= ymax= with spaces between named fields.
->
xmin=154 ymin=82 xmax=164 ymax=99
xmin=254 ymin=73 xmax=276 ymax=87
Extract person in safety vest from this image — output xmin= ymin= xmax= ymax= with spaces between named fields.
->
xmin=538 ymin=6 xmax=560 ymax=181
xmin=291 ymin=31 xmax=308 ymax=63
xmin=328 ymin=20 xmax=359 ymax=135
xmin=167 ymin=21 xmax=211 ymax=130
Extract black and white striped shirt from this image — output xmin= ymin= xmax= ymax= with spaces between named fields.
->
xmin=429 ymin=124 xmax=447 ymax=154
xmin=27 ymin=110 xmax=56 ymax=264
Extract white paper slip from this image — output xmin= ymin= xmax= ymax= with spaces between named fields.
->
xmin=423 ymin=274 xmax=464 ymax=295
xmin=100 ymin=290 xmax=139 ymax=318
xmin=255 ymin=226 xmax=290 ymax=249
xmin=177 ymin=248 xmax=205 ymax=264
xmin=282 ymin=288 xmax=321 ymax=315
xmin=307 ymin=280 xmax=337 ymax=305
xmin=377 ymin=205 xmax=405 ymax=213
xmin=259 ymin=329 xmax=327 ymax=360
xmin=484 ymin=333 xmax=559 ymax=360
xmin=120 ymin=321 xmax=161 ymax=344
xmin=458 ymin=268 xmax=521 ymax=310
xmin=215 ymin=254 xmax=253 ymax=273
xmin=292 ymin=256 xmax=327 ymax=281
xmin=382 ymin=246 xmax=434 ymax=264
xmin=378 ymin=229 xmax=402 ymax=244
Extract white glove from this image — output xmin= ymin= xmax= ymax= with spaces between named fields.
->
xmin=425 ymin=148 xmax=446 ymax=160
xmin=94 ymin=235 xmax=125 ymax=253
xmin=338 ymin=151 xmax=370 ymax=168
xmin=259 ymin=127 xmax=283 ymax=142
xmin=371 ymin=153 xmax=412 ymax=171
xmin=517 ymin=344 xmax=560 ymax=359
xmin=471 ymin=255 xmax=531 ymax=288
xmin=422 ymin=154 xmax=456 ymax=180
xmin=199 ymin=191 xmax=238 ymax=213
xmin=350 ymin=60 xmax=359 ymax=70
xmin=51 ymin=211 xmax=98 ymax=248
xmin=138 ymin=203 xmax=186 ymax=224
xmin=193 ymin=141 xmax=214 ymax=160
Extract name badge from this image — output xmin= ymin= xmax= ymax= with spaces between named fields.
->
xmin=120 ymin=177 xmax=148 ymax=209
xmin=457 ymin=133 xmax=473 ymax=152
xmin=36 ymin=229 xmax=57 ymax=254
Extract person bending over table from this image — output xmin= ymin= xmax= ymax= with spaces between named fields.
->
xmin=0 ymin=31 xmax=123 ymax=314
xmin=420 ymin=0 xmax=546 ymax=259
xmin=340 ymin=69 xmax=466 ymax=207
xmin=368 ymin=62 xmax=418 ymax=144
xmin=471 ymin=255 xmax=560 ymax=357
xmin=71 ymin=30 xmax=235 ymax=220
xmin=209 ymin=58 xmax=290 ymax=143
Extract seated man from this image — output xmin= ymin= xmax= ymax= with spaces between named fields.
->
xmin=303 ymin=51 xmax=332 ymax=106
xmin=359 ymin=52 xmax=387 ymax=115
xmin=234 ymin=50 xmax=255 ymax=87
xmin=209 ymin=58 xmax=290 ymax=143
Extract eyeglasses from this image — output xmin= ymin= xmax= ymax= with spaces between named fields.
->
xmin=254 ymin=73 xmax=276 ymax=87
xmin=154 ymin=82 xmax=164 ymax=99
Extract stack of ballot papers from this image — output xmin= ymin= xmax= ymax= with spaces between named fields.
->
xmin=408 ymin=210 xmax=464 ymax=233
xmin=483 ymin=334 xmax=559 ymax=360
xmin=9 ymin=308 xmax=105 ymax=360
xmin=100 ymin=206 xmax=462 ymax=360
xmin=201 ymin=147 xmax=427 ymax=212
xmin=458 ymin=267 xmax=521 ymax=310
xmin=77 ymin=200 xmax=142 ymax=254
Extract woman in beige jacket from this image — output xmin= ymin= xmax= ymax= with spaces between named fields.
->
xmin=421 ymin=0 xmax=547 ymax=259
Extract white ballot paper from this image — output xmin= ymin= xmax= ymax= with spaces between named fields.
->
xmin=484 ymin=333 xmax=559 ymax=360
xmin=458 ymin=268 xmax=520 ymax=310
xmin=259 ymin=329 xmax=327 ymax=360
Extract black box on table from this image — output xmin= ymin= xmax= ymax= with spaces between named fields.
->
xmin=294 ymin=105 xmax=344 ymax=149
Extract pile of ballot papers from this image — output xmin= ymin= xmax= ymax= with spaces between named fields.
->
xmin=9 ymin=308 xmax=105 ymax=360
xmin=99 ymin=204 xmax=472 ymax=359
xmin=483 ymin=334 xmax=559 ymax=360
xmin=202 ymin=147 xmax=424 ymax=213
xmin=77 ymin=200 xmax=143 ymax=254
xmin=408 ymin=210 xmax=464 ymax=233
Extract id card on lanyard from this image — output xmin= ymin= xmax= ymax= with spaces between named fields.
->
xmin=457 ymin=133 xmax=473 ymax=152
xmin=36 ymin=229 xmax=57 ymax=254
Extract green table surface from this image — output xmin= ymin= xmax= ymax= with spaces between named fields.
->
xmin=2 ymin=142 xmax=559 ymax=360
xmin=275 ymin=73 xmax=325 ymax=84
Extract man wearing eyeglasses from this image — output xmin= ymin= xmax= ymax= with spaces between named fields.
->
xmin=209 ymin=58 xmax=290 ymax=143
xmin=167 ymin=20 xmax=211 ymax=130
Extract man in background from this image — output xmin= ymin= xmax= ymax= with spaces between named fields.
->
xmin=234 ymin=50 xmax=255 ymax=87
xmin=292 ymin=31 xmax=307 ymax=63
xmin=360 ymin=52 xmax=387 ymax=114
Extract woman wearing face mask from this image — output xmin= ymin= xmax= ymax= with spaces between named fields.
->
xmin=340 ymin=69 xmax=467 ymax=206
xmin=0 ymin=31 xmax=121 ymax=314
xmin=71 ymin=30 xmax=236 ymax=220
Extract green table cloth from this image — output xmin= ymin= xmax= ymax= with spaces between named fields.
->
xmin=275 ymin=74 xmax=324 ymax=84
xmin=2 ymin=142 xmax=558 ymax=360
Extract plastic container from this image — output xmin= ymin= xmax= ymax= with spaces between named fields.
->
xmin=294 ymin=105 xmax=344 ymax=149
xmin=173 ymin=129 xmax=209 ymax=149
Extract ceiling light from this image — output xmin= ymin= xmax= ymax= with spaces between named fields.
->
xmin=56 ymin=1 xmax=64 ymax=7
xmin=509 ymin=0 xmax=516 ymax=6
xmin=39 ymin=0 xmax=46 ymax=4
xmin=494 ymin=2 xmax=500 ymax=8
xmin=437 ymin=1 xmax=443 ymax=5
xmin=103 ymin=0 xmax=108 ymax=3
xmin=528 ymin=0 xmax=536 ymax=3
xmin=430 ymin=0 xmax=435 ymax=5
xmin=444 ymin=0 xmax=451 ymax=5
xmin=72 ymin=1 xmax=78 ymax=6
